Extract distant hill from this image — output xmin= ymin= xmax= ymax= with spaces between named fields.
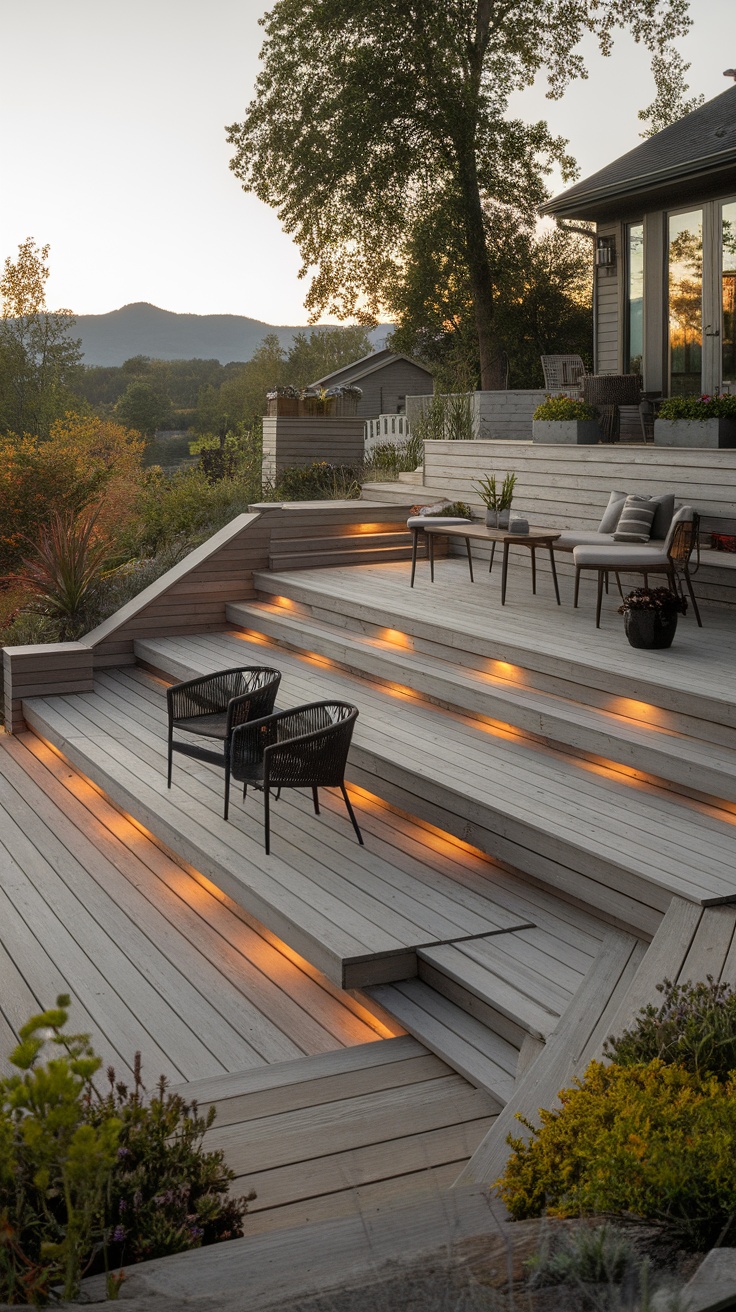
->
xmin=72 ymin=302 xmax=389 ymax=366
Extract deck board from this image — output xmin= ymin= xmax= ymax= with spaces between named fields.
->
xmin=0 ymin=734 xmax=384 ymax=1082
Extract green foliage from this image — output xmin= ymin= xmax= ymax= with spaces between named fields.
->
xmin=658 ymin=394 xmax=736 ymax=420
xmin=91 ymin=1057 xmax=252 ymax=1268
xmin=605 ymin=976 xmax=736 ymax=1080
xmin=114 ymin=380 xmax=171 ymax=436
xmin=638 ymin=49 xmax=705 ymax=137
xmin=533 ymin=396 xmax=595 ymax=421
xmin=135 ymin=467 xmax=255 ymax=554
xmin=526 ymin=1224 xmax=637 ymax=1289
xmin=497 ymin=1058 xmax=736 ymax=1249
xmin=0 ymin=239 xmax=84 ymax=438
xmin=423 ymin=501 xmax=472 ymax=518
xmin=474 ymin=474 xmax=516 ymax=510
xmin=366 ymin=436 xmax=422 ymax=477
xmin=8 ymin=507 xmax=112 ymax=641
xmin=1 ymin=611 xmax=61 ymax=646
xmin=0 ymin=995 xmax=120 ymax=1304
xmin=412 ymin=393 xmax=474 ymax=444
xmin=618 ymin=587 xmax=687 ymax=617
xmin=0 ymin=1000 xmax=252 ymax=1305
xmin=228 ymin=0 xmax=687 ymax=384
xmin=265 ymin=461 xmax=362 ymax=502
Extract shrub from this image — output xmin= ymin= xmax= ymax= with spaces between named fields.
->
xmin=8 ymin=507 xmax=111 ymax=640
xmin=497 ymin=1058 xmax=736 ymax=1249
xmin=618 ymin=587 xmax=687 ymax=617
xmin=658 ymin=394 xmax=736 ymax=420
xmin=0 ymin=998 xmax=253 ymax=1305
xmin=605 ymin=976 xmax=736 ymax=1080
xmin=265 ymin=461 xmax=362 ymax=501
xmin=136 ymin=467 xmax=256 ymax=554
xmin=533 ymin=396 xmax=595 ymax=421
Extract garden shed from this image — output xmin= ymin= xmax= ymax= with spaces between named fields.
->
xmin=309 ymin=348 xmax=434 ymax=417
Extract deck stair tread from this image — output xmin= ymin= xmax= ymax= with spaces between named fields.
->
xmin=127 ymin=630 xmax=736 ymax=916
xmin=166 ymin=1034 xmax=501 ymax=1235
xmin=365 ymin=980 xmax=519 ymax=1103
xmin=227 ymin=597 xmax=736 ymax=798
xmin=251 ymin=562 xmax=736 ymax=732
xmin=23 ymin=667 xmax=581 ymax=989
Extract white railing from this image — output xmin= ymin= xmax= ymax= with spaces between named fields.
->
xmin=364 ymin=413 xmax=410 ymax=451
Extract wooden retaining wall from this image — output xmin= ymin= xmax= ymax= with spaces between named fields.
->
xmin=262 ymin=417 xmax=366 ymax=482
xmin=2 ymin=500 xmax=414 ymax=733
xmin=418 ymin=439 xmax=736 ymax=607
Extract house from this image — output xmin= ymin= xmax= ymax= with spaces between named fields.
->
xmin=310 ymin=347 xmax=434 ymax=417
xmin=543 ymin=83 xmax=736 ymax=398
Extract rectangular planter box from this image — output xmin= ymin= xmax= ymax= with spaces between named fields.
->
xmin=654 ymin=418 xmax=736 ymax=448
xmin=532 ymin=419 xmax=602 ymax=444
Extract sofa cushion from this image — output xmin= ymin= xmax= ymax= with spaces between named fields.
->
xmin=573 ymin=544 xmax=669 ymax=569
xmin=555 ymin=531 xmax=616 ymax=552
xmin=406 ymin=516 xmax=471 ymax=528
xmin=649 ymin=492 xmax=676 ymax=540
xmin=598 ymin=490 xmax=628 ymax=534
xmin=613 ymin=495 xmax=656 ymax=542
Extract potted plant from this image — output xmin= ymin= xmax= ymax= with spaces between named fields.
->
xmin=654 ymin=394 xmax=736 ymax=448
xmin=618 ymin=586 xmax=688 ymax=649
xmin=474 ymin=473 xmax=516 ymax=528
xmin=532 ymin=395 xmax=602 ymax=444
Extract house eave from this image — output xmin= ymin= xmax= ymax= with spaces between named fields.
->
xmin=543 ymin=150 xmax=736 ymax=222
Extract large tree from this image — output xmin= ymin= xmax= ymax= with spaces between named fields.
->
xmin=228 ymin=0 xmax=691 ymax=389
xmin=0 ymin=238 xmax=83 ymax=436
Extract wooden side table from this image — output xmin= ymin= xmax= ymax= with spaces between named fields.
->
xmin=422 ymin=523 xmax=562 ymax=605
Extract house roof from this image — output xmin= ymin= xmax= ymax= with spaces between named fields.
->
xmin=543 ymin=84 xmax=736 ymax=220
xmin=309 ymin=349 xmax=433 ymax=388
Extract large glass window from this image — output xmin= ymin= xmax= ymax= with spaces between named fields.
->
xmin=668 ymin=209 xmax=703 ymax=395
xmin=723 ymin=201 xmax=736 ymax=387
xmin=625 ymin=223 xmax=644 ymax=374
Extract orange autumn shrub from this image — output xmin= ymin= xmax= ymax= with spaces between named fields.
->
xmin=0 ymin=414 xmax=144 ymax=575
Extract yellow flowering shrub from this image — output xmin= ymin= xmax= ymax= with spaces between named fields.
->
xmin=497 ymin=1059 xmax=736 ymax=1249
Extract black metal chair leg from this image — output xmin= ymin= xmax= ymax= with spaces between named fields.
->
xmin=614 ymin=572 xmax=624 ymax=601
xmin=531 ymin=546 xmax=537 ymax=595
xmin=340 ymin=783 xmax=364 ymax=846
xmin=596 ymin=570 xmax=604 ymax=628
xmin=264 ymin=788 xmax=271 ymax=855
xmin=410 ymin=528 xmax=418 ymax=588
xmin=429 ymin=531 xmax=435 ymax=582
xmin=312 ymin=786 xmax=320 ymax=815
xmin=574 ymin=567 xmax=581 ymax=608
xmin=684 ymin=569 xmax=703 ymax=627
xmin=224 ymin=758 xmax=231 ymax=820
xmin=604 ymin=571 xmax=609 ymax=594
xmin=167 ymin=729 xmax=173 ymax=788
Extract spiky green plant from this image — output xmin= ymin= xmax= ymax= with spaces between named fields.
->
xmin=10 ymin=506 xmax=111 ymax=639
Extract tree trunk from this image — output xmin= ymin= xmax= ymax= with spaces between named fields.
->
xmin=457 ymin=147 xmax=506 ymax=390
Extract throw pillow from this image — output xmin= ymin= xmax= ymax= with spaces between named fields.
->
xmin=598 ymin=490 xmax=628 ymax=534
xmin=648 ymin=492 xmax=675 ymax=540
xmin=613 ymin=495 xmax=656 ymax=543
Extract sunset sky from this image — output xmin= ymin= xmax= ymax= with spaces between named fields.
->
xmin=2 ymin=0 xmax=733 ymax=324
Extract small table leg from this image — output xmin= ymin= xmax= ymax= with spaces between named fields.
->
xmin=501 ymin=541 xmax=510 ymax=605
xmin=465 ymin=536 xmax=474 ymax=583
xmin=410 ymin=528 xmax=419 ymax=588
xmin=549 ymin=546 xmax=561 ymax=605
xmin=531 ymin=546 xmax=537 ymax=595
xmin=429 ymin=530 xmax=435 ymax=582
xmin=488 ymin=540 xmax=496 ymax=574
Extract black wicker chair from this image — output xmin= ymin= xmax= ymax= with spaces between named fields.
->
xmin=166 ymin=667 xmax=281 ymax=814
xmin=227 ymin=700 xmax=363 ymax=853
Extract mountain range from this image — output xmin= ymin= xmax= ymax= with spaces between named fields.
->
xmin=72 ymin=302 xmax=389 ymax=367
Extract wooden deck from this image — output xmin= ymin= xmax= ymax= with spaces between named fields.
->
xmin=0 ymin=732 xmax=385 ymax=1081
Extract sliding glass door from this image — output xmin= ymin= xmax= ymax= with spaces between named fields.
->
xmin=723 ymin=201 xmax=736 ymax=390
xmin=668 ymin=209 xmax=703 ymax=395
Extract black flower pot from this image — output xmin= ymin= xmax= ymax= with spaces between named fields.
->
xmin=624 ymin=609 xmax=678 ymax=649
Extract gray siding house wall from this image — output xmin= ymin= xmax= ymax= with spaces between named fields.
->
xmin=310 ymin=350 xmax=433 ymax=418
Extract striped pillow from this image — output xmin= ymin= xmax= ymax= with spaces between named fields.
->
xmin=613 ymin=495 xmax=655 ymax=543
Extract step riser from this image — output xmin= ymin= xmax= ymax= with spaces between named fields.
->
xmin=252 ymin=572 xmax=736 ymax=748
xmin=417 ymin=959 xmax=530 ymax=1049
xmin=269 ymin=546 xmax=421 ymax=571
xmin=229 ymin=602 xmax=736 ymax=803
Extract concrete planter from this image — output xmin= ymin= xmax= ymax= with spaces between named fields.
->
xmin=532 ymin=419 xmax=602 ymax=444
xmin=654 ymin=418 xmax=736 ymax=448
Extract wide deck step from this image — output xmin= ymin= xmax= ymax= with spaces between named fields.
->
xmin=128 ymin=631 xmax=736 ymax=931
xmin=227 ymin=597 xmax=736 ymax=802
xmin=364 ymin=980 xmax=519 ymax=1103
xmin=169 ymin=1035 xmax=500 ymax=1236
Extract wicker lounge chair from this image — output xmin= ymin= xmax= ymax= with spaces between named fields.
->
xmin=227 ymin=700 xmax=363 ymax=853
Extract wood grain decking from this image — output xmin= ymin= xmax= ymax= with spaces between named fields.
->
xmin=0 ymin=732 xmax=386 ymax=1082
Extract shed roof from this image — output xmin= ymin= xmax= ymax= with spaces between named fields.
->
xmin=310 ymin=348 xmax=433 ymax=388
xmin=544 ymin=84 xmax=736 ymax=220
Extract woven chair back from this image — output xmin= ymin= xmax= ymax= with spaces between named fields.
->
xmin=668 ymin=511 xmax=700 ymax=567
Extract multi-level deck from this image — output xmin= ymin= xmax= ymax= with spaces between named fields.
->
xmin=3 ymin=490 xmax=736 ymax=1278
